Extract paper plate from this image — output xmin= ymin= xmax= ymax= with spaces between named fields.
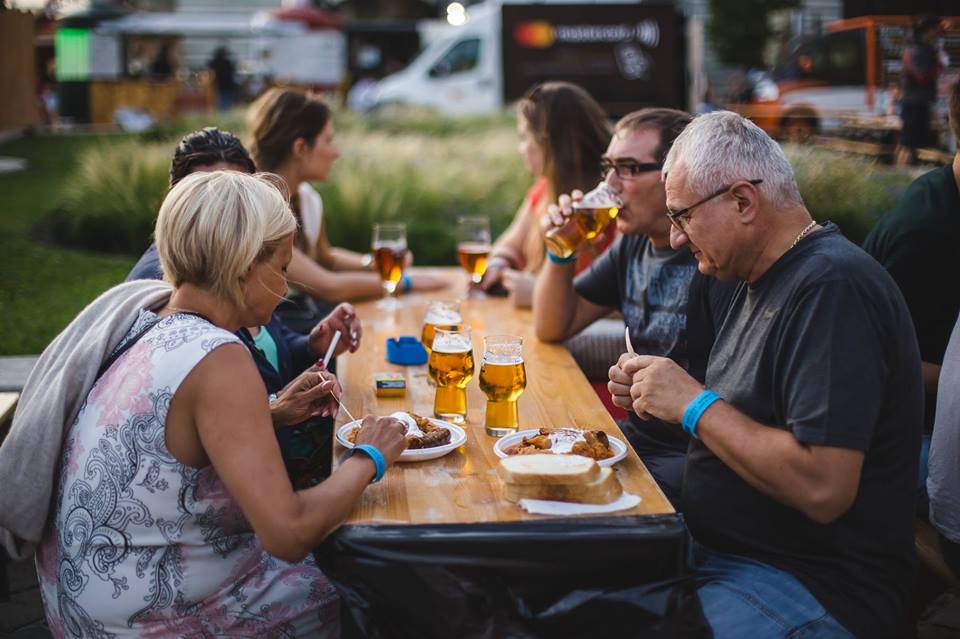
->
xmin=493 ymin=428 xmax=627 ymax=467
xmin=337 ymin=418 xmax=466 ymax=462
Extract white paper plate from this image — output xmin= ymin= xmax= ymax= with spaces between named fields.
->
xmin=493 ymin=428 xmax=627 ymax=467
xmin=337 ymin=418 xmax=466 ymax=462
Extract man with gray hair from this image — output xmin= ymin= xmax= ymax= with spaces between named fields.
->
xmin=609 ymin=111 xmax=922 ymax=638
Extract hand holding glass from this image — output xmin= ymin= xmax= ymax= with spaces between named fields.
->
xmin=543 ymin=182 xmax=622 ymax=259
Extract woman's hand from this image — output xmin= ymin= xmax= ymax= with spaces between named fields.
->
xmin=270 ymin=369 xmax=342 ymax=426
xmin=480 ymin=256 xmax=510 ymax=290
xmin=309 ymin=303 xmax=362 ymax=355
xmin=409 ymin=272 xmax=450 ymax=292
xmin=354 ymin=415 xmax=409 ymax=466
xmin=503 ymin=270 xmax=535 ymax=308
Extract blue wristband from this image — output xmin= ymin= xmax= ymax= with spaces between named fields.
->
xmin=681 ymin=390 xmax=721 ymax=439
xmin=400 ymin=274 xmax=413 ymax=293
xmin=353 ymin=444 xmax=386 ymax=482
xmin=547 ymin=251 xmax=577 ymax=264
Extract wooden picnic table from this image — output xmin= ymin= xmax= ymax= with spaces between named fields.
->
xmin=333 ymin=267 xmax=673 ymax=525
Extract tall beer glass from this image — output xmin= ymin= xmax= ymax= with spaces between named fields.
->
xmin=543 ymin=182 xmax=622 ymax=259
xmin=429 ymin=327 xmax=474 ymax=423
xmin=457 ymin=216 xmax=492 ymax=284
xmin=479 ymin=334 xmax=526 ymax=437
xmin=372 ymin=223 xmax=408 ymax=296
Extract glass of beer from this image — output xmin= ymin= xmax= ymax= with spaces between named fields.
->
xmin=372 ymin=223 xmax=408 ymax=296
xmin=479 ymin=334 xmax=526 ymax=437
xmin=429 ymin=327 xmax=475 ymax=423
xmin=543 ymin=182 xmax=622 ymax=259
xmin=421 ymin=300 xmax=462 ymax=356
xmin=457 ymin=216 xmax=492 ymax=285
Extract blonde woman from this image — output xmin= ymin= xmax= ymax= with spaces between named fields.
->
xmin=33 ymin=171 xmax=407 ymax=636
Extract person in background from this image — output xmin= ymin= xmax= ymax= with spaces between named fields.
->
xmin=127 ymin=127 xmax=361 ymax=487
xmin=534 ymin=108 xmax=735 ymax=508
xmin=863 ymin=79 xmax=960 ymax=508
xmin=611 ymin=111 xmax=921 ymax=638
xmin=207 ymin=46 xmax=238 ymax=112
xmin=481 ymin=81 xmax=612 ymax=303
xmin=896 ymin=14 xmax=943 ymax=167
xmin=246 ymin=88 xmax=448 ymax=320
xmin=31 ymin=171 xmax=408 ymax=636
xmin=150 ymin=42 xmax=174 ymax=79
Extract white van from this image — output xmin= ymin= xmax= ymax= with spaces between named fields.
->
xmin=372 ymin=1 xmax=685 ymax=116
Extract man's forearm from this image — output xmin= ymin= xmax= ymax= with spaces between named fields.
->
xmin=533 ymin=260 xmax=579 ymax=342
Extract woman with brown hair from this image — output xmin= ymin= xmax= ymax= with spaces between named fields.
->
xmin=247 ymin=88 xmax=447 ymax=306
xmin=481 ymin=82 xmax=612 ymax=302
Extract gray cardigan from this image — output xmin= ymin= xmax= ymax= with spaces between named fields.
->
xmin=0 ymin=280 xmax=172 ymax=559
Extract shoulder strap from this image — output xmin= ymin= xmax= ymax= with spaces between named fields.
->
xmin=94 ymin=316 xmax=163 ymax=384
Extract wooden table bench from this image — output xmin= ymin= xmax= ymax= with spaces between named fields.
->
xmin=316 ymin=269 xmax=687 ymax=637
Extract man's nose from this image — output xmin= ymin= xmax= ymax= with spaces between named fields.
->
xmin=669 ymin=224 xmax=689 ymax=250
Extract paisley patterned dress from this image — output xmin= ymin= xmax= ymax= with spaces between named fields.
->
xmin=36 ymin=311 xmax=339 ymax=638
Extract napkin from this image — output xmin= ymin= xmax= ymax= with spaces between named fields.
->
xmin=518 ymin=492 xmax=641 ymax=516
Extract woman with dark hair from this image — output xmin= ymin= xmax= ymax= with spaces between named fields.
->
xmin=481 ymin=82 xmax=612 ymax=301
xmin=128 ymin=127 xmax=361 ymax=488
xmin=247 ymin=88 xmax=447 ymax=305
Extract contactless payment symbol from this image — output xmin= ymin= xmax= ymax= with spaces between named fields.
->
xmin=514 ymin=21 xmax=555 ymax=48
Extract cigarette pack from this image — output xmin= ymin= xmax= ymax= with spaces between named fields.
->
xmin=374 ymin=372 xmax=406 ymax=398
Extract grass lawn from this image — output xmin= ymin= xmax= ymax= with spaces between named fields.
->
xmin=0 ymin=133 xmax=136 ymax=355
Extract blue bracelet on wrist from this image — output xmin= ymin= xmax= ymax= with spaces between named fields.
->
xmin=353 ymin=444 xmax=386 ymax=482
xmin=400 ymin=274 xmax=413 ymax=293
xmin=547 ymin=251 xmax=577 ymax=265
xmin=681 ymin=390 xmax=721 ymax=439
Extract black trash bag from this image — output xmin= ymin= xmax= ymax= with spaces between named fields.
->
xmin=315 ymin=514 xmax=711 ymax=639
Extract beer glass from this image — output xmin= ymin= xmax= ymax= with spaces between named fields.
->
xmin=543 ymin=182 xmax=622 ymax=259
xmin=421 ymin=300 xmax=462 ymax=356
xmin=429 ymin=327 xmax=475 ymax=423
xmin=372 ymin=223 xmax=408 ymax=296
xmin=457 ymin=216 xmax=492 ymax=284
xmin=479 ymin=334 xmax=526 ymax=437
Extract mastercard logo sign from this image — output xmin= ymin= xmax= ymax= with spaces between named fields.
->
xmin=514 ymin=21 xmax=555 ymax=48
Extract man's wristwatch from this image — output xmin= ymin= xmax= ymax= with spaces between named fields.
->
xmin=360 ymin=253 xmax=375 ymax=271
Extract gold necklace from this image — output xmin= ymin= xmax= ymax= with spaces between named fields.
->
xmin=791 ymin=220 xmax=817 ymax=249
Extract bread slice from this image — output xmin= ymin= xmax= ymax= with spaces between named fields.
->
xmin=503 ymin=467 xmax=623 ymax=504
xmin=496 ymin=453 xmax=600 ymax=486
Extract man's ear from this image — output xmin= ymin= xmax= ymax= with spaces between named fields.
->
xmin=732 ymin=182 xmax=760 ymax=224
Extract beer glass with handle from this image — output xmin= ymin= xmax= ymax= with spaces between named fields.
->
xmin=543 ymin=182 xmax=622 ymax=259
xmin=479 ymin=334 xmax=526 ymax=437
xmin=429 ymin=327 xmax=475 ymax=423
xmin=457 ymin=216 xmax=491 ymax=285
xmin=372 ymin=223 xmax=408 ymax=296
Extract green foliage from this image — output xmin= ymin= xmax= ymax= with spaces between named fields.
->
xmin=706 ymin=0 xmax=799 ymax=68
xmin=785 ymin=144 xmax=913 ymax=244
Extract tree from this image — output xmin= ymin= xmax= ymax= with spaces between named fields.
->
xmin=707 ymin=0 xmax=800 ymax=69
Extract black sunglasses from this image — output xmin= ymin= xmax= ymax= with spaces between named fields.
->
xmin=666 ymin=179 xmax=763 ymax=233
xmin=600 ymin=158 xmax=663 ymax=180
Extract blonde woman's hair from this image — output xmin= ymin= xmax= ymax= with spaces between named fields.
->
xmin=155 ymin=170 xmax=297 ymax=307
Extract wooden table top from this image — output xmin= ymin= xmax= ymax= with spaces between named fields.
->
xmin=334 ymin=268 xmax=673 ymax=525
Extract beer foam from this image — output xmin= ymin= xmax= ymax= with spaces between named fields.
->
xmin=424 ymin=309 xmax=462 ymax=325
xmin=482 ymin=354 xmax=523 ymax=365
xmin=433 ymin=334 xmax=472 ymax=353
xmin=459 ymin=242 xmax=491 ymax=253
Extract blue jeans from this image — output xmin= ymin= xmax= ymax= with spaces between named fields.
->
xmin=692 ymin=542 xmax=854 ymax=639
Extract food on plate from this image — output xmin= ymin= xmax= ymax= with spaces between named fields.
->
xmin=346 ymin=411 xmax=451 ymax=449
xmin=496 ymin=454 xmax=622 ymax=504
xmin=502 ymin=428 xmax=614 ymax=460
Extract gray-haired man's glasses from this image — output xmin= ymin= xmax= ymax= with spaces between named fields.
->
xmin=666 ymin=179 xmax=763 ymax=233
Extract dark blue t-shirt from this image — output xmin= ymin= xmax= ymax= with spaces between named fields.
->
xmin=575 ymin=234 xmax=735 ymax=452
xmin=685 ymin=224 xmax=922 ymax=638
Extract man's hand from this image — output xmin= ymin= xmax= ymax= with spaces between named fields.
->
xmin=309 ymin=303 xmax=361 ymax=357
xmin=545 ymin=190 xmax=584 ymax=229
xmin=625 ymin=355 xmax=703 ymax=424
xmin=270 ymin=369 xmax=342 ymax=426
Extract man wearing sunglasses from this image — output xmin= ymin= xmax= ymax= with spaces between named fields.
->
xmin=533 ymin=108 xmax=736 ymax=509
xmin=609 ymin=111 xmax=921 ymax=638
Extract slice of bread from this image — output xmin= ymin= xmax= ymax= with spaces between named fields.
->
xmin=503 ymin=467 xmax=623 ymax=504
xmin=496 ymin=454 xmax=600 ymax=485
